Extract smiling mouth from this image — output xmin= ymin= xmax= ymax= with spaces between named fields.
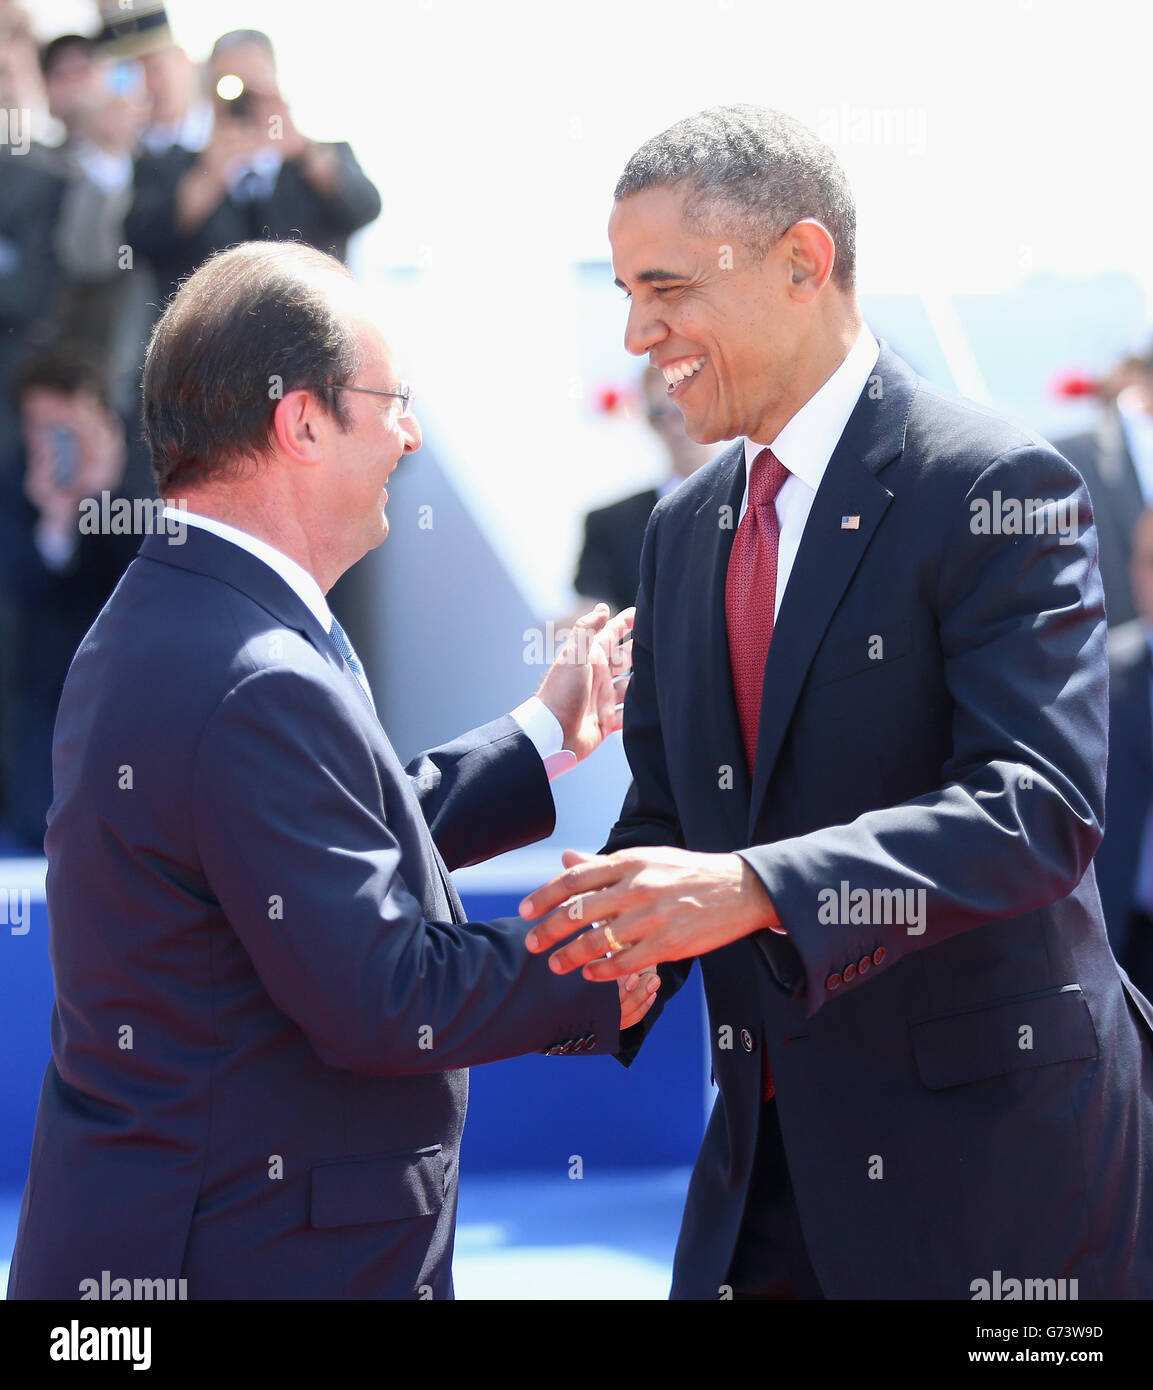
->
xmin=661 ymin=356 xmax=706 ymax=396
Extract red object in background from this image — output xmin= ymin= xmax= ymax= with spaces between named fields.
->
xmin=1051 ymin=368 xmax=1100 ymax=400
xmin=595 ymin=385 xmax=625 ymax=414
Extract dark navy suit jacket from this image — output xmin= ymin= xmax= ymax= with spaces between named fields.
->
xmin=7 ymin=525 xmax=618 ymax=1300
xmin=611 ymin=343 xmax=1153 ymax=1299
xmin=1096 ymin=620 xmax=1153 ymax=997
xmin=575 ymin=487 xmax=659 ymax=614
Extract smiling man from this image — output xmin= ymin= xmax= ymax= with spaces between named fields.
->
xmin=7 ymin=240 xmax=657 ymax=1301
xmin=524 ymin=105 xmax=1153 ymax=1300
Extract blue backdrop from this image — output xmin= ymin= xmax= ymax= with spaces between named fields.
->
xmin=0 ymin=865 xmax=708 ymax=1196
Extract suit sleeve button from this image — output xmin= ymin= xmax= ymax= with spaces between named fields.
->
xmin=857 ymin=954 xmax=872 ymax=975
xmin=872 ymin=947 xmax=887 ymax=966
xmin=826 ymin=972 xmax=843 ymax=991
xmin=842 ymin=962 xmax=857 ymax=983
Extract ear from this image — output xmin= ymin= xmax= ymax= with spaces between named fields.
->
xmin=270 ymin=389 xmax=326 ymax=464
xmin=785 ymin=219 xmax=837 ymax=300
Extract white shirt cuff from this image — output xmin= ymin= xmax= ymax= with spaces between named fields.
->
xmin=510 ymin=696 xmax=576 ymax=781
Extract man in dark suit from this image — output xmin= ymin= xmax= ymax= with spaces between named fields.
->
xmin=125 ymin=28 xmax=380 ymax=304
xmin=1095 ymin=509 xmax=1153 ymax=998
xmin=0 ymin=137 xmax=62 ymax=454
xmin=524 ymin=105 xmax=1153 ymax=1299
xmin=575 ymin=366 xmax=713 ymax=613
xmin=7 ymin=240 xmax=656 ymax=1301
xmin=1056 ymin=349 xmax=1153 ymax=628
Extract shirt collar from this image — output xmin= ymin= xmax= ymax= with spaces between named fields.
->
xmin=160 ymin=505 xmax=332 ymax=633
xmin=743 ymin=325 xmax=880 ymax=492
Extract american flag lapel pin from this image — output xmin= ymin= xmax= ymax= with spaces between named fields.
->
xmin=841 ymin=514 xmax=860 ymax=530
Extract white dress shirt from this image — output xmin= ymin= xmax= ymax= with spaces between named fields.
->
xmin=740 ymin=325 xmax=880 ymax=620
xmin=160 ymin=506 xmax=570 ymax=777
xmin=1117 ymin=387 xmax=1153 ymax=507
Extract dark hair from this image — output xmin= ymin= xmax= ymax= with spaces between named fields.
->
xmin=210 ymin=29 xmax=275 ymax=61
xmin=15 ymin=349 xmax=108 ymax=408
xmin=142 ymin=241 xmax=361 ymax=495
xmin=40 ymin=34 xmax=96 ymax=79
xmin=614 ymin=104 xmax=857 ymax=291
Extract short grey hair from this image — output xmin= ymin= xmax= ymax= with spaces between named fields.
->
xmin=614 ymin=104 xmax=856 ymax=290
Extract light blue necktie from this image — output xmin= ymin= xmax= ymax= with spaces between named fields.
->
xmin=327 ymin=616 xmax=375 ymax=709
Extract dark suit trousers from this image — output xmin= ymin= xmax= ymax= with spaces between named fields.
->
xmin=726 ymin=1100 xmax=825 ymax=1299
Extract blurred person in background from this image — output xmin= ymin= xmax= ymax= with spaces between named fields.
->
xmin=38 ymin=34 xmax=153 ymax=436
xmin=1094 ymin=506 xmax=1153 ymax=1000
xmin=138 ymin=39 xmax=212 ymax=156
xmin=1058 ymin=343 xmax=1153 ymax=629
xmin=126 ymin=27 xmax=381 ymax=304
xmin=0 ymin=12 xmax=61 ymax=458
xmin=0 ymin=351 xmax=138 ymax=851
xmin=0 ymin=0 xmax=58 ymax=847
xmin=0 ymin=0 xmax=41 ymax=118
xmin=575 ymin=365 xmax=715 ymax=613
xmin=92 ymin=3 xmax=210 ymax=154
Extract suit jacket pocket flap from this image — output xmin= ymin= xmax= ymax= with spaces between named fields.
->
xmin=910 ymin=985 xmax=1098 ymax=1090
xmin=804 ymin=621 xmax=912 ymax=692
xmin=310 ymin=1146 xmax=444 ymax=1229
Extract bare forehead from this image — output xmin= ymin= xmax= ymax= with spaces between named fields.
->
xmin=609 ymin=186 xmax=723 ymax=273
xmin=309 ymin=271 xmax=395 ymax=365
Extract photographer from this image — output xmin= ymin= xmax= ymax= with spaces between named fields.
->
xmin=126 ymin=29 xmax=381 ymax=302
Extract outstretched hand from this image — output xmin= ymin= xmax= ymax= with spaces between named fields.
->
xmin=535 ymin=604 xmax=634 ymax=763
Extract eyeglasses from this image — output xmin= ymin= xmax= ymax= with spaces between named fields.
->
xmin=332 ymin=382 xmax=415 ymax=419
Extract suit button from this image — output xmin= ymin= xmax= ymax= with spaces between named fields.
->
xmin=740 ymin=1028 xmax=754 ymax=1052
xmin=857 ymin=955 xmax=872 ymax=975
xmin=582 ymin=1035 xmax=597 ymax=1052
xmin=826 ymin=972 xmax=843 ymax=991
xmin=842 ymin=962 xmax=857 ymax=983
xmin=872 ymin=947 xmax=886 ymax=966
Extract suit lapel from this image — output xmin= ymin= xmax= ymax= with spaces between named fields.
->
xmin=745 ymin=344 xmax=917 ymax=838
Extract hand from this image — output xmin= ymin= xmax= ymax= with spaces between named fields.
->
xmin=23 ymin=400 xmax=125 ymax=517
xmin=200 ymin=115 xmax=271 ymax=182
xmin=178 ymin=118 xmax=273 ymax=233
xmin=522 ymin=847 xmax=780 ymax=982
xmin=619 ymin=967 xmax=661 ymax=1029
xmin=535 ymin=604 xmax=634 ymax=763
xmin=251 ymin=88 xmax=310 ymax=161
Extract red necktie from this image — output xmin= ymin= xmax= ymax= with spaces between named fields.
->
xmin=725 ymin=447 xmax=790 ymax=1101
